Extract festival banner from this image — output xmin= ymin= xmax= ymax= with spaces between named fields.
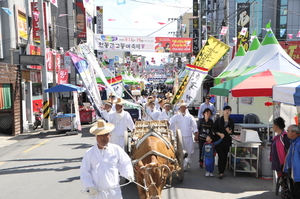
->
xmin=193 ymin=36 xmax=230 ymax=70
xmin=155 ymin=37 xmax=192 ymax=53
xmin=192 ymin=0 xmax=199 ymax=55
xmin=106 ymin=76 xmax=123 ymax=98
xmin=94 ymin=34 xmax=193 ymax=53
xmin=69 ymin=52 xmax=103 ymax=117
xmin=72 ymin=91 xmax=82 ymax=131
xmin=171 ymin=74 xmax=188 ymax=104
xmin=236 ymin=3 xmax=250 ymax=51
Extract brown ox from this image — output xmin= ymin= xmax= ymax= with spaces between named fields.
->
xmin=132 ymin=135 xmax=176 ymax=199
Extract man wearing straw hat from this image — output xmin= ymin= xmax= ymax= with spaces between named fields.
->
xmin=100 ymin=101 xmax=115 ymax=121
xmin=158 ymin=101 xmax=173 ymax=121
xmin=142 ymin=99 xmax=160 ymax=121
xmin=170 ymin=100 xmax=198 ymax=170
xmin=107 ymin=98 xmax=135 ymax=150
xmin=80 ymin=120 xmax=134 ymax=199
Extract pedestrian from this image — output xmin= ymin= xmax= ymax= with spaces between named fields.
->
xmin=157 ymin=98 xmax=165 ymax=112
xmin=202 ymin=133 xmax=225 ymax=177
xmin=108 ymin=93 xmax=116 ymax=111
xmin=100 ymin=101 xmax=115 ymax=122
xmin=107 ymin=98 xmax=135 ymax=150
xmin=169 ymin=100 xmax=198 ymax=170
xmin=213 ymin=105 xmax=234 ymax=179
xmin=198 ymin=94 xmax=216 ymax=120
xmin=270 ymin=117 xmax=291 ymax=198
xmin=195 ymin=108 xmax=214 ymax=168
xmin=284 ymin=124 xmax=300 ymax=198
xmin=80 ymin=120 xmax=134 ymax=199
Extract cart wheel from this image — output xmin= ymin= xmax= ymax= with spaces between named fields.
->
xmin=175 ymin=129 xmax=184 ymax=182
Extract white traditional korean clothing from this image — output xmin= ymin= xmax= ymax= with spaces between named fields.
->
xmin=143 ymin=109 xmax=160 ymax=121
xmin=158 ymin=110 xmax=173 ymax=121
xmin=80 ymin=143 xmax=134 ymax=199
xmin=100 ymin=110 xmax=115 ymax=121
xmin=169 ymin=113 xmax=198 ymax=167
xmin=107 ymin=111 xmax=135 ymax=149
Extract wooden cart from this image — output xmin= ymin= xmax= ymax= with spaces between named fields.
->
xmin=130 ymin=120 xmax=185 ymax=182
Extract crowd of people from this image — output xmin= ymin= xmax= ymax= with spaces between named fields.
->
xmin=79 ymin=90 xmax=300 ymax=199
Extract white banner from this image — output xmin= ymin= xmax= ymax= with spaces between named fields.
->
xmin=73 ymin=91 xmax=82 ymax=130
xmin=94 ymin=34 xmax=155 ymax=52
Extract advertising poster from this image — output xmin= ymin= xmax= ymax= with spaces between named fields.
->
xmin=236 ymin=3 xmax=250 ymax=51
xmin=154 ymin=37 xmax=192 ymax=53
xmin=76 ymin=0 xmax=86 ymax=44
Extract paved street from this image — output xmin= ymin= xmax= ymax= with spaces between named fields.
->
xmin=0 ymin=125 xmax=276 ymax=199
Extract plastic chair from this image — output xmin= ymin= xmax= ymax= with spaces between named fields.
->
xmin=244 ymin=113 xmax=260 ymax=124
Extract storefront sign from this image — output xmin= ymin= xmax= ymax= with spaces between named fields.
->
xmin=31 ymin=2 xmax=48 ymax=41
xmin=96 ymin=6 xmax=103 ymax=34
xmin=46 ymin=48 xmax=53 ymax=71
xmin=29 ymin=45 xmax=42 ymax=69
xmin=58 ymin=69 xmax=69 ymax=85
xmin=280 ymin=41 xmax=300 ymax=64
xmin=76 ymin=0 xmax=86 ymax=44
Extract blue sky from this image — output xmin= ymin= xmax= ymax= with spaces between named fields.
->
xmin=95 ymin=0 xmax=193 ymax=63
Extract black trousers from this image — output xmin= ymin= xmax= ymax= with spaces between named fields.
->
xmin=198 ymin=139 xmax=206 ymax=163
xmin=215 ymin=145 xmax=230 ymax=174
xmin=289 ymin=178 xmax=300 ymax=199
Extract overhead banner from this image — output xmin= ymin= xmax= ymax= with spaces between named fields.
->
xmin=236 ymin=3 xmax=250 ymax=51
xmin=155 ymin=37 xmax=192 ymax=53
xmin=94 ymin=34 xmax=193 ymax=53
xmin=193 ymin=36 xmax=230 ymax=70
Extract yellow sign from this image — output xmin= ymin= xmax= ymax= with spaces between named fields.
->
xmin=193 ymin=36 xmax=230 ymax=70
xmin=18 ymin=11 xmax=28 ymax=39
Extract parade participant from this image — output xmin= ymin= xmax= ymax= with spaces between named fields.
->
xmin=169 ymin=100 xmax=198 ymax=170
xmin=213 ymin=105 xmax=234 ymax=179
xmin=80 ymin=120 xmax=134 ymax=199
xmin=108 ymin=93 xmax=116 ymax=111
xmin=100 ymin=101 xmax=115 ymax=122
xmin=165 ymin=92 xmax=173 ymax=101
xmin=157 ymin=98 xmax=165 ymax=112
xmin=195 ymin=108 xmax=214 ymax=168
xmin=158 ymin=102 xmax=173 ymax=121
xmin=284 ymin=124 xmax=300 ymax=198
xmin=142 ymin=99 xmax=160 ymax=121
xmin=198 ymin=94 xmax=216 ymax=119
xmin=270 ymin=117 xmax=291 ymax=198
xmin=202 ymin=133 xmax=224 ymax=177
xmin=107 ymin=98 xmax=135 ymax=150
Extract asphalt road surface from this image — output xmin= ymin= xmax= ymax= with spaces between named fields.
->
xmin=0 ymin=125 xmax=275 ymax=199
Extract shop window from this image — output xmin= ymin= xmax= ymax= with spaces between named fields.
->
xmin=0 ymin=84 xmax=12 ymax=110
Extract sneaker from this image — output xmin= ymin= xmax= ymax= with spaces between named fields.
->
xmin=209 ymin=173 xmax=214 ymax=177
xmin=205 ymin=172 xmax=209 ymax=177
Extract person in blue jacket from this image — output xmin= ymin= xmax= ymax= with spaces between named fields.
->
xmin=202 ymin=132 xmax=224 ymax=177
xmin=284 ymin=124 xmax=300 ymax=198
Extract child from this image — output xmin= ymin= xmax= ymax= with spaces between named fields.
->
xmin=202 ymin=133 xmax=225 ymax=177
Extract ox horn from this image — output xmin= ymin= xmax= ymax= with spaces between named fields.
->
xmin=160 ymin=164 xmax=171 ymax=177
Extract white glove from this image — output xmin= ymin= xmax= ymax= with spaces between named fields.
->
xmin=88 ymin=187 xmax=98 ymax=195
xmin=127 ymin=176 xmax=135 ymax=182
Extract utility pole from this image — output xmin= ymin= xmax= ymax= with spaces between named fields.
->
xmin=52 ymin=16 xmax=57 ymax=121
xmin=38 ymin=0 xmax=50 ymax=130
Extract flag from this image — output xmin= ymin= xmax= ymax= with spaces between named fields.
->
xmin=50 ymin=0 xmax=58 ymax=7
xmin=280 ymin=29 xmax=286 ymax=37
xmin=264 ymin=21 xmax=272 ymax=31
xmin=158 ymin=22 xmax=166 ymax=25
xmin=117 ymin=0 xmax=126 ymax=5
xmin=59 ymin=14 xmax=68 ymax=17
xmin=297 ymin=30 xmax=300 ymax=37
xmin=108 ymin=19 xmax=116 ymax=21
xmin=2 ymin=7 xmax=12 ymax=16
xmin=220 ymin=27 xmax=228 ymax=35
xmin=288 ymin=34 xmax=293 ymax=39
xmin=240 ymin=27 xmax=248 ymax=36
xmin=232 ymin=37 xmax=237 ymax=45
xmin=106 ymin=76 xmax=123 ymax=97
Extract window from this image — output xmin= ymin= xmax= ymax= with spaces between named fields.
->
xmin=0 ymin=84 xmax=12 ymax=110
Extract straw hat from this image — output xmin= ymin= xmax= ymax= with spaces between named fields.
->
xmin=90 ymin=120 xmax=115 ymax=135
xmin=178 ymin=100 xmax=187 ymax=107
xmin=115 ymin=98 xmax=125 ymax=105
xmin=158 ymin=98 xmax=164 ymax=104
xmin=108 ymin=93 xmax=116 ymax=98
xmin=147 ymin=99 xmax=155 ymax=106
xmin=163 ymin=101 xmax=172 ymax=107
xmin=103 ymin=100 xmax=112 ymax=106
xmin=165 ymin=92 xmax=173 ymax=98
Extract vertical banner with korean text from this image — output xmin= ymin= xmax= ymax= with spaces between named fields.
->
xmin=236 ymin=3 xmax=250 ymax=51
xmin=31 ymin=2 xmax=48 ymax=41
xmin=76 ymin=0 xmax=86 ymax=45
xmin=96 ymin=6 xmax=103 ymax=34
xmin=192 ymin=0 xmax=199 ymax=55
